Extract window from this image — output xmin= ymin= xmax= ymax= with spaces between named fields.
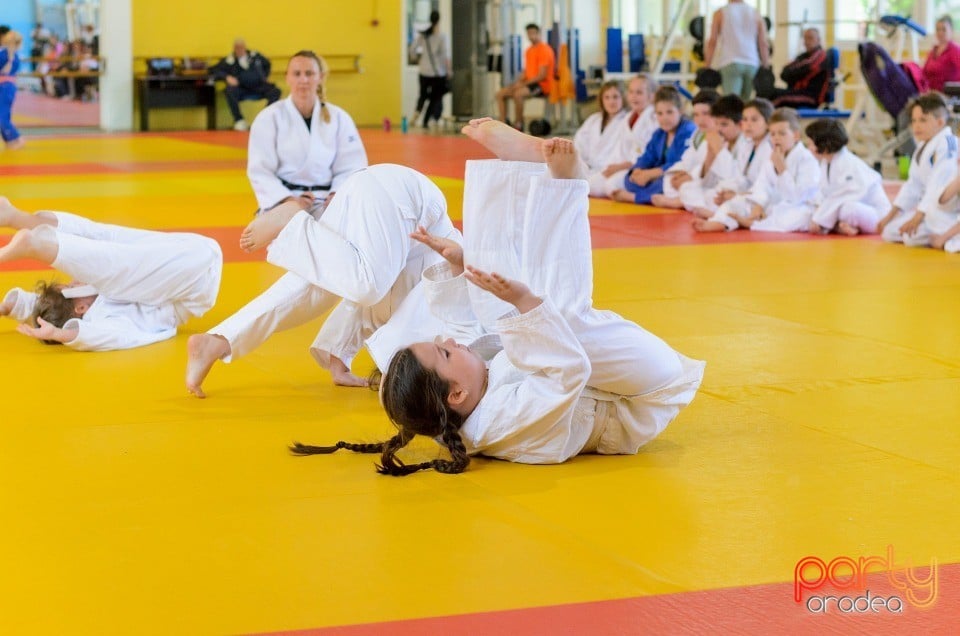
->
xmin=835 ymin=0 xmax=918 ymax=41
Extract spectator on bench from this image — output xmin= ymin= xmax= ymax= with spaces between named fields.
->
xmin=770 ymin=28 xmax=829 ymax=108
xmin=210 ymin=38 xmax=281 ymax=131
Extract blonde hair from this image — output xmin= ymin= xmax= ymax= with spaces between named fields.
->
xmin=289 ymin=50 xmax=331 ymax=123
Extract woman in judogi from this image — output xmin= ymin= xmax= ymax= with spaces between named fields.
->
xmin=290 ymin=120 xmax=705 ymax=475
xmin=0 ymin=198 xmax=222 ymax=351
xmin=184 ymin=164 xmax=461 ymax=398
xmin=806 ymin=119 xmax=889 ymax=235
xmin=247 ymin=50 xmax=368 ymax=215
xmin=573 ymin=80 xmax=628 ymax=197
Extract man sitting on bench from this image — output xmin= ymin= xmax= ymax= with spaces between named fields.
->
xmin=770 ymin=28 xmax=829 ymax=108
xmin=495 ymin=23 xmax=555 ymax=132
xmin=210 ymin=38 xmax=282 ymax=131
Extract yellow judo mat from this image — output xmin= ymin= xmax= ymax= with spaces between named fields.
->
xmin=0 ymin=131 xmax=957 ymax=635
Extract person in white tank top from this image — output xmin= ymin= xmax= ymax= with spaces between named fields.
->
xmin=704 ymin=0 xmax=769 ymax=100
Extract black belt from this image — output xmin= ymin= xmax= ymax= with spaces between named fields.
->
xmin=280 ymin=178 xmax=331 ymax=192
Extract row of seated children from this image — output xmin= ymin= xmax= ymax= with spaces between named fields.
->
xmin=598 ymin=84 xmax=960 ymax=251
xmin=574 ymin=75 xmax=660 ymax=198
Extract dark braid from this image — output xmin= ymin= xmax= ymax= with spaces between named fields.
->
xmin=289 ymin=346 xmax=473 ymax=476
xmin=289 ymin=440 xmax=385 ymax=455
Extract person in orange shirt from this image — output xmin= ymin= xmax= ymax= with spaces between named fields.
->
xmin=495 ymin=23 xmax=555 ymax=131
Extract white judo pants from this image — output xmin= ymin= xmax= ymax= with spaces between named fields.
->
xmin=209 ymin=165 xmax=459 ymax=364
xmin=881 ymin=206 xmax=960 ymax=252
xmin=812 ymin=184 xmax=888 ymax=234
xmin=43 ymin=211 xmax=222 ymax=323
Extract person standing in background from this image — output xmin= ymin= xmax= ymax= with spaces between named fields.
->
xmin=0 ymin=30 xmax=25 ymax=150
xmin=704 ymin=0 xmax=769 ymax=100
xmin=408 ymin=10 xmax=451 ymax=131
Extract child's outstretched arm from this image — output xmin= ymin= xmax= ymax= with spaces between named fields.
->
xmin=931 ymin=222 xmax=960 ymax=250
xmin=938 ymin=174 xmax=960 ymax=206
xmin=464 ymin=266 xmax=541 ymax=314
xmin=411 ymin=225 xmax=464 ymax=275
xmin=16 ymin=317 xmax=78 ymax=344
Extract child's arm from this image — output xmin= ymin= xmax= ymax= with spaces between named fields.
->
xmin=16 ymin=317 xmax=79 ymax=344
xmin=938 ymin=173 xmax=960 ymax=205
xmin=876 ymin=206 xmax=901 ymax=234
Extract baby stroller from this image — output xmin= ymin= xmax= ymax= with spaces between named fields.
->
xmin=855 ymin=41 xmax=921 ymax=169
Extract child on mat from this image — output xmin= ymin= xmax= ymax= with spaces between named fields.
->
xmin=0 ymin=197 xmax=222 ymax=350
xmin=184 ymin=163 xmax=462 ymax=398
xmin=694 ymin=107 xmax=819 ymax=233
xmin=290 ymin=121 xmax=705 ymax=475
xmin=573 ymin=80 xmax=629 ymax=197
xmin=806 ymin=119 xmax=889 ymax=235
xmin=696 ymin=98 xmax=774 ymax=219
xmin=651 ymin=89 xmax=720 ymax=209
xmin=658 ymin=94 xmax=748 ymax=213
xmin=611 ymin=86 xmax=698 ymax=205
xmin=877 ymin=92 xmax=959 ymax=246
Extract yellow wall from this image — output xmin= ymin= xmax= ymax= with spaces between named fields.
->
xmin=132 ymin=0 xmax=402 ymax=127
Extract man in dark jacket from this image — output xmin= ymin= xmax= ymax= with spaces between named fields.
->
xmin=210 ymin=38 xmax=281 ymax=130
xmin=772 ymin=28 xmax=829 ymax=108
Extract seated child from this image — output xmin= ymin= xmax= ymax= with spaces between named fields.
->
xmin=0 ymin=197 xmax=222 ymax=350
xmin=585 ymin=75 xmax=660 ymax=197
xmin=290 ymin=121 xmax=705 ymax=474
xmin=877 ymin=92 xmax=959 ymax=246
xmin=611 ymin=86 xmax=697 ymax=204
xmin=806 ymin=119 xmax=889 ymax=235
xmin=928 ymin=173 xmax=960 ymax=253
xmin=651 ymin=89 xmax=720 ymax=209
xmin=698 ymin=98 xmax=774 ymax=219
xmin=573 ymin=80 xmax=629 ymax=197
xmin=667 ymin=94 xmax=748 ymax=213
xmin=694 ymin=107 xmax=819 ymax=233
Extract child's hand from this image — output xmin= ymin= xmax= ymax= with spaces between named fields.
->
xmin=714 ymin=189 xmax=734 ymax=205
xmin=411 ymin=226 xmax=464 ymax=275
xmin=876 ymin=208 xmax=897 ymax=234
xmin=670 ymin=172 xmax=692 ymax=189
xmin=771 ymin=147 xmax=786 ymax=174
xmin=16 ymin=317 xmax=74 ymax=343
xmin=464 ymin=266 xmax=541 ymax=313
xmin=629 ymin=169 xmax=650 ymax=186
xmin=704 ymin=130 xmax=723 ymax=154
xmin=0 ymin=299 xmax=12 ymax=317
xmin=899 ymin=213 xmax=924 ymax=237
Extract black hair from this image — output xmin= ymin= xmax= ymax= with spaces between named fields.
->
xmin=692 ymin=89 xmax=720 ymax=108
xmin=805 ymin=119 xmax=848 ymax=154
xmin=711 ymin=94 xmax=745 ymax=123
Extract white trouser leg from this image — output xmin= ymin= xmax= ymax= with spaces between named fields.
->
xmin=751 ymin=203 xmax=814 ymax=233
xmin=709 ymin=197 xmax=751 ymax=231
xmin=209 ymin=272 xmax=339 ymax=361
xmin=881 ymin=211 xmax=913 ymax=243
xmin=837 ymin=201 xmax=883 ymax=234
xmin=678 ymin=181 xmax=708 ymax=211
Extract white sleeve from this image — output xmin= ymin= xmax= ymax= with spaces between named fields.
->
xmin=3 ymin=288 xmax=38 ymax=322
xmin=775 ymin=152 xmax=820 ymax=203
xmin=746 ymin=164 xmax=775 ymax=207
xmin=421 ymin=262 xmax=479 ymax=326
xmin=329 ymin=111 xmax=369 ymax=192
xmin=918 ymin=160 xmax=959 ymax=214
xmin=707 ymin=146 xmax=738 ymax=182
xmin=247 ymin=111 xmax=293 ymax=209
xmin=467 ymin=300 xmax=591 ymax=462
xmin=62 ymin=316 xmax=175 ymax=351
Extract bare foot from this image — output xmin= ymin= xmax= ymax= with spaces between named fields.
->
xmin=610 ymin=189 xmax=636 ymax=203
xmin=0 ymin=229 xmax=37 ymax=263
xmin=692 ymin=219 xmax=727 ymax=233
xmin=185 ymin=333 xmax=231 ymax=398
xmin=5 ymin=138 xmax=25 ymax=151
xmin=541 ymin=138 xmax=581 ymax=179
xmin=239 ymin=200 xmax=302 ymax=252
xmin=329 ymin=355 xmax=369 ymax=387
xmin=461 ymin=119 xmax=543 ymax=162
xmin=0 ymin=196 xmax=16 ymax=227
xmin=836 ymin=221 xmax=860 ymax=236
xmin=731 ymin=213 xmax=755 ymax=228
xmin=808 ymin=220 xmax=829 ymax=235
xmin=461 ymin=117 xmax=493 ymax=132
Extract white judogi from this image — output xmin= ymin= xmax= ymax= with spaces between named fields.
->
xmin=597 ymin=106 xmax=659 ymax=194
xmin=3 ymin=212 xmax=222 ymax=351
xmin=391 ymin=160 xmax=705 ymax=464
xmin=574 ymin=110 xmax=629 ymax=197
xmin=208 ymin=164 xmax=460 ymax=368
xmin=882 ymin=126 xmax=959 ymax=246
xmin=677 ymin=134 xmax=752 ymax=212
xmin=709 ymin=142 xmax=819 ymax=232
xmin=811 ymin=147 xmax=889 ymax=233
xmin=661 ymin=130 xmax=706 ymax=199
xmin=247 ymin=97 xmax=368 ymax=211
